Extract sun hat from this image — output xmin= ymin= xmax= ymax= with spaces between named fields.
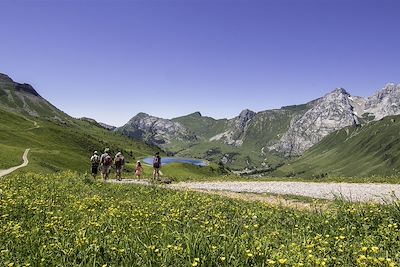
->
xmin=116 ymin=152 xmax=122 ymax=156
xmin=137 ymin=160 xmax=141 ymax=163
xmin=94 ymin=151 xmax=98 ymax=154
xmin=104 ymin=148 xmax=110 ymax=153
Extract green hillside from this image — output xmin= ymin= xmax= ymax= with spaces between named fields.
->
xmin=0 ymin=74 xmax=70 ymax=121
xmin=171 ymin=106 xmax=310 ymax=170
xmin=172 ymin=112 xmax=228 ymax=140
xmin=0 ymin=108 xmax=160 ymax=173
xmin=242 ymin=105 xmax=309 ymax=151
xmin=272 ymin=115 xmax=400 ymax=178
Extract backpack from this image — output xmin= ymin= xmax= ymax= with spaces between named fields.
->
xmin=91 ymin=155 xmax=100 ymax=165
xmin=153 ymin=156 xmax=161 ymax=168
xmin=115 ymin=156 xmax=125 ymax=167
xmin=104 ymin=155 xmax=113 ymax=166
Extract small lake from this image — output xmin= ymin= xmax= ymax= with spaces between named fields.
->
xmin=142 ymin=157 xmax=207 ymax=167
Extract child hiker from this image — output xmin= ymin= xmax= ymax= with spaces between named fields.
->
xmin=135 ymin=161 xmax=143 ymax=179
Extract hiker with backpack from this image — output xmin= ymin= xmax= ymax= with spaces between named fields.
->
xmin=114 ymin=152 xmax=125 ymax=181
xmin=90 ymin=151 xmax=100 ymax=179
xmin=153 ymin=152 xmax=161 ymax=181
xmin=100 ymin=148 xmax=113 ymax=180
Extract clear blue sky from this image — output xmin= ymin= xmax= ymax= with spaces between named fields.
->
xmin=1 ymin=0 xmax=399 ymax=126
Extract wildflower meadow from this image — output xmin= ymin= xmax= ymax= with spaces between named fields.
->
xmin=1 ymin=172 xmax=399 ymax=266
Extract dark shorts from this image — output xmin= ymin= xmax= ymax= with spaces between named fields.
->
xmin=91 ymin=165 xmax=99 ymax=175
xmin=116 ymin=166 xmax=123 ymax=174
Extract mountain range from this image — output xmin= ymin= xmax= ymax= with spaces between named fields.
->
xmin=2 ymin=71 xmax=400 ymax=177
xmin=116 ymin=83 xmax=400 ymax=170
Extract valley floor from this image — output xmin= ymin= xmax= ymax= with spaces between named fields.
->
xmin=109 ymin=179 xmax=400 ymax=203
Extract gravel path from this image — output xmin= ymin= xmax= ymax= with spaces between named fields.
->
xmin=0 ymin=148 xmax=30 ymax=178
xmin=110 ymin=179 xmax=400 ymax=203
xmin=171 ymin=181 xmax=400 ymax=203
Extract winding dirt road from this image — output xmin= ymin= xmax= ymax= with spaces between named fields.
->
xmin=0 ymin=148 xmax=30 ymax=178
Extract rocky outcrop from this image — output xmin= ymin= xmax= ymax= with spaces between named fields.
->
xmin=364 ymin=83 xmax=400 ymax=120
xmin=117 ymin=113 xmax=196 ymax=148
xmin=98 ymin=122 xmax=117 ymax=131
xmin=79 ymin=117 xmax=116 ymax=130
xmin=209 ymin=109 xmax=256 ymax=146
xmin=15 ymin=83 xmax=40 ymax=96
xmin=0 ymin=73 xmax=13 ymax=82
xmin=269 ymin=88 xmax=360 ymax=156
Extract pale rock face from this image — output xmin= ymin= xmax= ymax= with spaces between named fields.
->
xmin=269 ymin=88 xmax=359 ymax=156
xmin=365 ymin=83 xmax=400 ymax=120
xmin=117 ymin=113 xmax=196 ymax=147
xmin=349 ymin=96 xmax=367 ymax=118
xmin=209 ymin=109 xmax=255 ymax=146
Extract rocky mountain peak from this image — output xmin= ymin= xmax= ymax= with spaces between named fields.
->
xmin=239 ymin=109 xmax=255 ymax=120
xmin=0 ymin=73 xmax=13 ymax=82
xmin=373 ymin=83 xmax=399 ymax=100
xmin=269 ymin=87 xmax=358 ymax=156
xmin=331 ymin=87 xmax=349 ymax=95
xmin=365 ymin=83 xmax=400 ymax=120
xmin=190 ymin=111 xmax=202 ymax=117
xmin=0 ymin=73 xmax=71 ymax=122
xmin=15 ymin=83 xmax=40 ymax=97
xmin=237 ymin=109 xmax=256 ymax=130
xmin=118 ymin=112 xmax=196 ymax=148
xmin=209 ymin=109 xmax=256 ymax=147
xmin=135 ymin=112 xmax=150 ymax=118
xmin=324 ymin=88 xmax=350 ymax=102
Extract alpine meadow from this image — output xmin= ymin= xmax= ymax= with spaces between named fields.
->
xmin=1 ymin=0 xmax=400 ymax=266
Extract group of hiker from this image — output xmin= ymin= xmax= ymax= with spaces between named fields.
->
xmin=90 ymin=148 xmax=161 ymax=181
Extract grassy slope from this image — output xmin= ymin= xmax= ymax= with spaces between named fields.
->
xmin=0 ymin=79 xmax=69 ymax=120
xmin=172 ymin=106 xmax=309 ymax=170
xmin=273 ymin=115 xmax=400 ymax=178
xmin=0 ymin=108 xmax=226 ymax=180
xmin=0 ymin=108 xmax=160 ymax=173
xmin=172 ymin=113 xmax=228 ymax=140
xmin=242 ymin=106 xmax=308 ymax=150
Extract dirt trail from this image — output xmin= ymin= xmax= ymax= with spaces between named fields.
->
xmin=108 ymin=179 xmax=326 ymax=211
xmin=170 ymin=181 xmax=400 ymax=204
xmin=0 ymin=149 xmax=30 ymax=178
xmin=26 ymin=120 xmax=40 ymax=130
xmin=108 ymin=178 xmax=400 ymax=206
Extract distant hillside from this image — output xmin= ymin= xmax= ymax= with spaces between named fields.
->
xmin=0 ymin=73 xmax=160 ymax=173
xmin=172 ymin=112 xmax=227 ymax=140
xmin=79 ymin=117 xmax=116 ymax=131
xmin=272 ymin=115 xmax=400 ymax=178
xmin=0 ymin=107 xmax=160 ymax=173
xmin=116 ymin=112 xmax=197 ymax=150
xmin=0 ymin=73 xmax=70 ymax=122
